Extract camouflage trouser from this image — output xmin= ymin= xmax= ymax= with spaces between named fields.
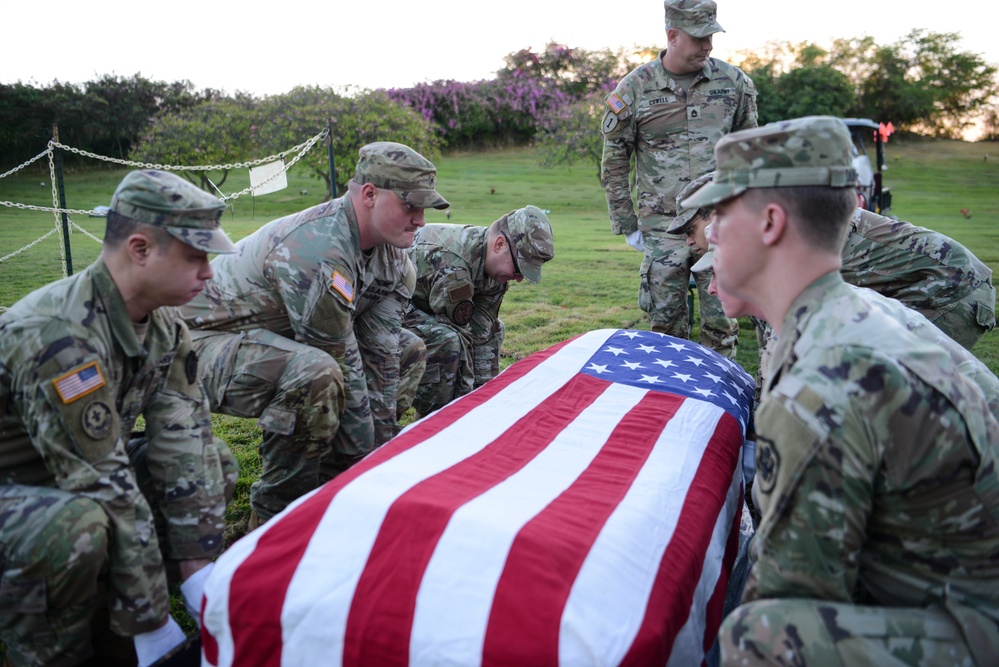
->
xmin=396 ymin=329 xmax=427 ymax=419
xmin=356 ymin=284 xmax=426 ymax=446
xmin=191 ymin=329 xmax=346 ymax=521
xmin=924 ymin=285 xmax=996 ymax=351
xmin=640 ymin=229 xmax=738 ymax=358
xmin=127 ymin=433 xmax=239 ymax=561
xmin=357 ymin=323 xmax=426 ymax=443
xmin=0 ymin=486 xmax=111 ymax=667
xmin=719 ymin=599 xmax=985 ymax=666
xmin=404 ymin=311 xmax=504 ymax=416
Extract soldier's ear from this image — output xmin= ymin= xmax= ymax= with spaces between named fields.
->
xmin=760 ymin=203 xmax=786 ymax=248
xmin=126 ymin=232 xmax=154 ymax=265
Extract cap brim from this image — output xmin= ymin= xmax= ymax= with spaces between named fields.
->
xmin=681 ymin=181 xmax=745 ymax=210
xmin=400 ymin=190 xmax=450 ymax=210
xmin=667 ymin=208 xmax=696 ymax=235
xmin=519 ymin=257 xmax=543 ymax=283
xmin=683 ymin=22 xmax=725 ymax=38
xmin=690 ymin=249 xmax=715 ymax=273
xmin=165 ymin=226 xmax=238 ymax=254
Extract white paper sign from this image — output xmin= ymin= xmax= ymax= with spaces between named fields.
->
xmin=249 ymin=160 xmax=288 ymax=196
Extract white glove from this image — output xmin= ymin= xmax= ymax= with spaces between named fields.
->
xmin=179 ymin=561 xmax=215 ymax=628
xmin=133 ymin=616 xmax=186 ymax=667
xmin=625 ymin=230 xmax=646 ymax=252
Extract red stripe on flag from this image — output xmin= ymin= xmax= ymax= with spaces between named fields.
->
xmin=701 ymin=486 xmax=745 ymax=662
xmin=222 ymin=334 xmax=579 ymax=667
xmin=482 ymin=390 xmax=685 ymax=666
xmin=620 ymin=413 xmax=743 ymax=666
xmin=342 ymin=372 xmax=610 ymax=667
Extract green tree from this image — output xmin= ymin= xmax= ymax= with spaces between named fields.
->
xmin=775 ymin=64 xmax=856 ymax=120
xmin=130 ymin=94 xmax=260 ymax=191
xmin=256 ymin=86 xmax=440 ymax=198
xmin=534 ymin=93 xmax=605 ymax=176
xmin=830 ymin=31 xmax=998 ymax=136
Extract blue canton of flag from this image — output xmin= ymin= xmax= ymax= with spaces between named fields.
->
xmin=580 ymin=330 xmax=755 ymax=432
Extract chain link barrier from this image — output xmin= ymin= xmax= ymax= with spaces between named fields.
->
xmin=1 ymin=127 xmax=330 ymax=310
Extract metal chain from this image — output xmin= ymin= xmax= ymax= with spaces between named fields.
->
xmin=51 ymin=128 xmax=327 ymax=172
xmin=71 ymin=220 xmax=104 ymax=244
xmin=222 ymin=129 xmax=328 ymax=202
xmin=0 ymin=227 xmax=59 ymax=263
xmin=0 ymin=148 xmax=52 ymax=181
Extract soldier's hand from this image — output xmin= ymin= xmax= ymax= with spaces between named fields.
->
xmin=625 ymin=230 xmax=646 ymax=252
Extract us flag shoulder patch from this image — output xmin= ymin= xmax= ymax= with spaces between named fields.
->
xmin=53 ymin=362 xmax=106 ymax=404
xmin=606 ymin=93 xmax=627 ymax=114
xmin=330 ymin=270 xmax=354 ymax=303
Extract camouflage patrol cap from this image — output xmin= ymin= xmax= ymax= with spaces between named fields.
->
xmin=109 ymin=170 xmax=235 ymax=254
xmin=499 ymin=205 xmax=554 ymax=284
xmin=667 ymin=172 xmax=716 ymax=234
xmin=353 ymin=141 xmax=449 ymax=210
xmin=664 ymin=0 xmax=724 ymax=38
xmin=690 ymin=246 xmax=715 ymax=273
xmin=682 ymin=115 xmax=858 ymax=210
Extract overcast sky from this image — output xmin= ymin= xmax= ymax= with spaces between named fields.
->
xmin=2 ymin=0 xmax=993 ymax=96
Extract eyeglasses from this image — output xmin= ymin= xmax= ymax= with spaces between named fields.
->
xmin=683 ymin=209 xmax=714 ymax=237
xmin=502 ymin=232 xmax=523 ymax=278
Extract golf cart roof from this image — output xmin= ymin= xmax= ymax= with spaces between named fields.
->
xmin=840 ymin=118 xmax=880 ymax=130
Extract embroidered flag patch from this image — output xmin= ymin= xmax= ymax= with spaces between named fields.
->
xmin=53 ymin=362 xmax=106 ymax=404
xmin=606 ymin=93 xmax=626 ymax=114
xmin=330 ymin=270 xmax=354 ymax=303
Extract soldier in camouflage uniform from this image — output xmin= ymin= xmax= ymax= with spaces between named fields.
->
xmin=404 ymin=206 xmax=554 ymax=416
xmin=0 ymin=170 xmax=239 ymax=667
xmin=180 ymin=142 xmax=444 ymax=524
xmin=841 ymin=207 xmax=996 ymax=350
xmin=599 ymin=0 xmax=756 ymax=359
xmin=684 ymin=116 xmax=999 ymax=665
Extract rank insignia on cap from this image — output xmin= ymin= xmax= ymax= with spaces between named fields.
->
xmin=330 ymin=270 xmax=354 ymax=303
xmin=53 ymin=362 xmax=106 ymax=404
xmin=606 ymin=94 xmax=626 ymax=115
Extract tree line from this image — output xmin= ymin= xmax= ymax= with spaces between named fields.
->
xmin=1 ymin=29 xmax=995 ymax=196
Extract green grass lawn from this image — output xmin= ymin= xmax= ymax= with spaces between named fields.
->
xmin=2 ymin=140 xmax=998 ymax=554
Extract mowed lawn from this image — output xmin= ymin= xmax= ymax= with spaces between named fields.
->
xmin=1 ymin=139 xmax=997 ymax=549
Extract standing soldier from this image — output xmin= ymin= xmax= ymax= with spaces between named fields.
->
xmin=0 ymin=170 xmax=238 ymax=666
xmin=600 ymin=0 xmax=757 ymax=358
xmin=684 ymin=115 xmax=999 ymax=665
xmin=180 ymin=142 xmax=444 ymax=527
xmin=404 ymin=206 xmax=554 ymax=416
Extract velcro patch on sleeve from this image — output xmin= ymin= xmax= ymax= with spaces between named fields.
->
xmin=52 ymin=362 xmax=106 ymax=404
xmin=330 ymin=270 xmax=354 ymax=303
xmin=447 ymin=282 xmax=474 ymax=303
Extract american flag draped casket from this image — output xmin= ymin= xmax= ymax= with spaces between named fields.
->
xmin=200 ymin=329 xmax=756 ymax=667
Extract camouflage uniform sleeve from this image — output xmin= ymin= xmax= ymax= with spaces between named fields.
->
xmin=744 ymin=362 xmax=875 ymax=605
xmin=469 ymin=286 xmax=506 ymax=347
xmin=142 ymin=322 xmax=230 ymax=561
xmin=600 ymin=86 xmax=639 ymax=236
xmin=732 ymin=67 xmax=759 ymax=131
xmin=426 ymin=265 xmax=477 ymax=332
xmin=12 ymin=333 xmax=169 ymax=636
xmin=354 ymin=270 xmax=411 ymax=446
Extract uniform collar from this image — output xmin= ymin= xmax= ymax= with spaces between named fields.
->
xmin=92 ymin=259 xmax=147 ymax=359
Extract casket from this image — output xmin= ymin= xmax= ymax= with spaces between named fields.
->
xmin=201 ymin=329 xmax=755 ymax=667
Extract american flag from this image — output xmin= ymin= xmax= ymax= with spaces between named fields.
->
xmin=331 ymin=270 xmax=354 ymax=303
xmin=201 ymin=329 xmax=755 ymax=667
xmin=52 ymin=362 xmax=105 ymax=403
